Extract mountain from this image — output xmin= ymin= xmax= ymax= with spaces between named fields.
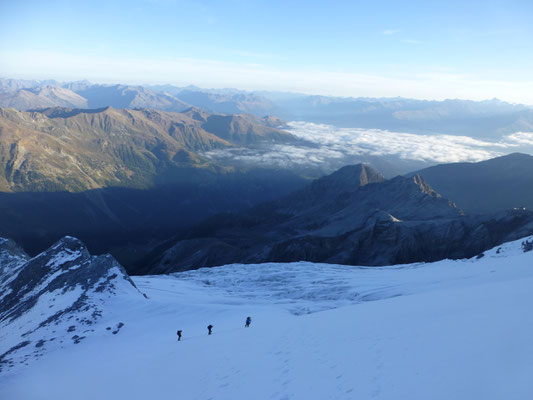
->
xmin=154 ymin=85 xmax=533 ymax=137
xmin=2 ymin=235 xmax=533 ymax=398
xmin=410 ymin=153 xmax=533 ymax=213
xmin=3 ymin=78 xmax=533 ymax=139
xmin=72 ymin=84 xmax=190 ymax=111
xmin=172 ymin=89 xmax=276 ymax=116
xmin=0 ymin=106 xmax=305 ymax=268
xmin=260 ymin=93 xmax=533 ymax=138
xmin=0 ymin=78 xmax=61 ymax=92
xmin=141 ymin=165 xmax=448 ymax=272
xmin=0 ymin=81 xmax=190 ymax=112
xmin=0 ymin=106 xmax=294 ymax=192
xmin=0 ymin=168 xmax=307 ymax=268
xmin=0 ymin=238 xmax=29 ymax=283
xmin=143 ymin=163 xmax=533 ymax=273
xmin=183 ymin=107 xmax=289 ymax=145
xmin=0 ymin=106 xmax=232 ymax=192
xmin=0 ymin=86 xmax=87 ymax=110
xmin=0 ymin=236 xmax=145 ymax=372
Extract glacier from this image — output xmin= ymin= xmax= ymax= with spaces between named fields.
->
xmin=1 ymin=236 xmax=532 ymax=399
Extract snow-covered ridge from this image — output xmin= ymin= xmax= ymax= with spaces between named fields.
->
xmin=0 ymin=236 xmax=145 ymax=372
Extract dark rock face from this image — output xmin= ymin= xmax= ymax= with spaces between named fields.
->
xmin=147 ymin=163 xmax=533 ymax=273
xmin=0 ymin=236 xmax=144 ymax=372
xmin=410 ymin=153 xmax=533 ymax=214
xmin=0 ymin=237 xmax=29 ymax=283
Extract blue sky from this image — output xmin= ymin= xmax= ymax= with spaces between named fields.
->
xmin=1 ymin=0 xmax=533 ymax=102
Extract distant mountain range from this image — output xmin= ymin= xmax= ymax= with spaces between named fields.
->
xmin=0 ymin=106 xmax=292 ymax=192
xmin=262 ymin=94 xmax=533 ymax=138
xmin=0 ymin=86 xmax=87 ymax=110
xmin=2 ymin=77 xmax=533 ymax=273
xmin=2 ymin=78 xmax=533 ymax=138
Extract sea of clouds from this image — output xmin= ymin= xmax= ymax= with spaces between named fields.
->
xmin=203 ymin=122 xmax=533 ymax=173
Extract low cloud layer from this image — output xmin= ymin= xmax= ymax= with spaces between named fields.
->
xmin=203 ymin=122 xmax=533 ymax=175
xmin=286 ymin=122 xmax=511 ymax=163
xmin=506 ymin=132 xmax=533 ymax=146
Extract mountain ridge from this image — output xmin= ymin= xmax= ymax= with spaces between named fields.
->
xmin=0 ymin=235 xmax=145 ymax=372
xmin=142 ymin=162 xmax=533 ymax=273
xmin=0 ymin=106 xmax=294 ymax=192
xmin=3 ymin=78 xmax=533 ymax=138
xmin=410 ymin=153 xmax=533 ymax=213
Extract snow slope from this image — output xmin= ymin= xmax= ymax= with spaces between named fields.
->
xmin=0 ymin=236 xmax=145 ymax=371
xmin=1 ymin=236 xmax=533 ymax=399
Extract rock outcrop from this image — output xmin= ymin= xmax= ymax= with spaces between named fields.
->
xmin=0 ymin=236 xmax=145 ymax=372
xmin=146 ymin=164 xmax=533 ymax=273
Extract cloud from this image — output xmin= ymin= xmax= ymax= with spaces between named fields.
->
xmin=382 ymin=29 xmax=401 ymax=35
xmin=204 ymin=144 xmax=345 ymax=169
xmin=285 ymin=122 xmax=513 ymax=163
xmin=403 ymin=39 xmax=425 ymax=44
xmin=505 ymin=132 xmax=533 ymax=146
xmin=203 ymin=122 xmax=529 ymax=173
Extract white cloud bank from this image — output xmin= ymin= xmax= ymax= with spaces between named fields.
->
xmin=203 ymin=122 xmax=533 ymax=172
xmin=506 ymin=132 xmax=533 ymax=146
xmin=286 ymin=122 xmax=513 ymax=163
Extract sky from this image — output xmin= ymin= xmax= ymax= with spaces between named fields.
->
xmin=1 ymin=0 xmax=533 ymax=103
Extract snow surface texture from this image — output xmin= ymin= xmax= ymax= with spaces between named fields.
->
xmin=1 ymin=236 xmax=533 ymax=399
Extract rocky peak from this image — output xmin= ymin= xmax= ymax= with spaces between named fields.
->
xmin=313 ymin=164 xmax=385 ymax=193
xmin=0 ymin=237 xmax=29 ymax=266
xmin=0 ymin=237 xmax=30 ymax=286
xmin=355 ymin=174 xmax=460 ymax=222
xmin=411 ymin=174 xmax=442 ymax=197
xmin=0 ymin=236 xmax=145 ymax=372
xmin=319 ymin=164 xmax=381 ymax=200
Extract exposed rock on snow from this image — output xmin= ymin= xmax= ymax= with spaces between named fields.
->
xmin=0 ymin=237 xmax=30 ymax=289
xmin=0 ymin=236 xmax=145 ymax=372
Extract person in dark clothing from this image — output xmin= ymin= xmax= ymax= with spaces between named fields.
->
xmin=245 ymin=316 xmax=252 ymax=328
xmin=207 ymin=324 xmax=213 ymax=335
xmin=177 ymin=330 xmax=182 ymax=341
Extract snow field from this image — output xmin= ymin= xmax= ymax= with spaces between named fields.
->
xmin=1 ymin=236 xmax=533 ymax=399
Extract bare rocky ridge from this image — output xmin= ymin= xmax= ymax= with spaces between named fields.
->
xmin=0 ymin=106 xmax=295 ymax=192
xmin=0 ymin=238 xmax=30 ymax=285
xmin=0 ymin=86 xmax=88 ymax=110
xmin=170 ymin=89 xmax=277 ymax=116
xmin=0 ymin=236 xmax=145 ymax=372
xmin=73 ymin=84 xmax=190 ymax=111
xmin=0 ymin=82 xmax=187 ymax=112
xmin=146 ymin=164 xmax=533 ymax=273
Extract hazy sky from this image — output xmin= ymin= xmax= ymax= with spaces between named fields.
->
xmin=1 ymin=0 xmax=533 ymax=103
